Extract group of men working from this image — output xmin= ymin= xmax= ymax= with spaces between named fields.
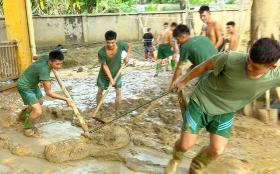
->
xmin=16 ymin=5 xmax=280 ymax=174
xmin=143 ymin=5 xmax=239 ymax=77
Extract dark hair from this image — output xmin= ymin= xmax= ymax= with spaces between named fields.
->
xmin=226 ymin=21 xmax=235 ymax=26
xmin=147 ymin=28 xmax=151 ymax=32
xmin=173 ymin=24 xmax=190 ymax=38
xmin=164 ymin=22 xmax=169 ymax=25
xmin=105 ymin=30 xmax=117 ymax=40
xmin=249 ymin=38 xmax=280 ymax=64
xmin=199 ymin=5 xmax=210 ymax=14
xmin=171 ymin=22 xmax=178 ymax=27
xmin=49 ymin=50 xmax=64 ymax=61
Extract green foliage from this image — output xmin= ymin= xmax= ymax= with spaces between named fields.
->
xmin=225 ymin=0 xmax=235 ymax=4
xmin=189 ymin=0 xmax=214 ymax=4
xmin=28 ymin=0 xmax=137 ymax=14
xmin=144 ymin=4 xmax=158 ymax=11
xmin=0 ymin=0 xmax=221 ymax=15
xmin=94 ymin=0 xmax=136 ymax=13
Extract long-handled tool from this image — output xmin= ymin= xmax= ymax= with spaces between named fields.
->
xmin=90 ymin=90 xmax=172 ymax=133
xmin=177 ymin=90 xmax=187 ymax=119
xmin=257 ymin=90 xmax=278 ymax=123
xmin=52 ymin=70 xmax=90 ymax=135
xmin=92 ymin=64 xmax=127 ymax=119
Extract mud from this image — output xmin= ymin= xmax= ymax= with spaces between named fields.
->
xmin=44 ymin=126 xmax=130 ymax=163
xmin=0 ymin=42 xmax=279 ymax=173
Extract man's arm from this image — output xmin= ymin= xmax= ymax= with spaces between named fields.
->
xmin=170 ymin=61 xmax=185 ymax=87
xmin=200 ymin=23 xmax=207 ymax=36
xmin=228 ymin=35 xmax=239 ymax=51
xmin=176 ymin=58 xmax=214 ymax=90
xmin=214 ymin=22 xmax=224 ymax=49
xmin=156 ymin=33 xmax=161 ymax=43
xmin=102 ymin=63 xmax=115 ymax=85
xmin=168 ymin=31 xmax=174 ymax=47
xmin=124 ymin=43 xmax=132 ymax=64
xmin=42 ymin=80 xmax=72 ymax=105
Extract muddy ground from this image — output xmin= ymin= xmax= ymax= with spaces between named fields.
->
xmin=0 ymin=42 xmax=279 ymax=174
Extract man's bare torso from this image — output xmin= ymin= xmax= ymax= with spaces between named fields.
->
xmin=158 ymin=29 xmax=172 ymax=44
xmin=205 ymin=21 xmax=219 ymax=45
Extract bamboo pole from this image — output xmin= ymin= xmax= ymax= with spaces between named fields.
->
xmin=92 ymin=64 xmax=126 ymax=119
xmin=177 ymin=90 xmax=187 ymax=119
xmin=52 ymin=69 xmax=89 ymax=134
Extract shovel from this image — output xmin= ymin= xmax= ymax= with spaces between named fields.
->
xmin=92 ymin=64 xmax=127 ymax=119
xmin=52 ymin=70 xmax=90 ymax=136
xmin=177 ymin=90 xmax=187 ymax=119
xmin=257 ymin=90 xmax=278 ymax=123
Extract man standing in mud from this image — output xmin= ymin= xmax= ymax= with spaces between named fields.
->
xmin=143 ymin=27 xmax=155 ymax=61
xmin=17 ymin=50 xmax=73 ymax=137
xmin=96 ymin=30 xmax=132 ymax=113
xmin=199 ymin=5 xmax=225 ymax=52
xmin=155 ymin=22 xmax=174 ymax=77
xmin=170 ymin=24 xmax=217 ymax=87
xmin=165 ymin=38 xmax=280 ymax=174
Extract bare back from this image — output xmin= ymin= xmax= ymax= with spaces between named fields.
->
xmin=158 ymin=29 xmax=172 ymax=44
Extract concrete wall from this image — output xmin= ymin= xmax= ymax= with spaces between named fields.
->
xmin=0 ymin=10 xmax=279 ymax=48
xmin=31 ymin=12 xmax=185 ymax=47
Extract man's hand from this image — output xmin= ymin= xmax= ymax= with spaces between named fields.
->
xmin=124 ymin=56 xmax=129 ymax=65
xmin=169 ymin=81 xmax=177 ymax=90
xmin=175 ymin=80 xmax=186 ymax=91
xmin=110 ymin=79 xmax=115 ymax=86
xmin=65 ymin=97 xmax=74 ymax=107
xmin=32 ymin=55 xmax=39 ymax=60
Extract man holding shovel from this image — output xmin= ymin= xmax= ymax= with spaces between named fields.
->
xmin=165 ymin=38 xmax=280 ymax=174
xmin=17 ymin=50 xmax=73 ymax=137
xmin=170 ymin=24 xmax=217 ymax=88
xmin=96 ymin=30 xmax=132 ymax=114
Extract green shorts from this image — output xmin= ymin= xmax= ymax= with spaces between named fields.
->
xmin=97 ymin=75 xmax=122 ymax=90
xmin=157 ymin=44 xmax=173 ymax=59
xmin=182 ymin=99 xmax=235 ymax=138
xmin=17 ymin=86 xmax=43 ymax=105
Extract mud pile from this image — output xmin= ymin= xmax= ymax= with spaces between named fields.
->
xmin=44 ymin=126 xmax=130 ymax=163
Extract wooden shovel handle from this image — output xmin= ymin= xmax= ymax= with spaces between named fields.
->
xmin=92 ymin=64 xmax=127 ymax=118
xmin=177 ymin=90 xmax=187 ymax=119
xmin=52 ymin=70 xmax=89 ymax=133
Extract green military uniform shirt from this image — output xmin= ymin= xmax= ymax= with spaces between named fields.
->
xmin=179 ymin=35 xmax=217 ymax=66
xmin=97 ymin=41 xmax=128 ymax=90
xmin=191 ymin=51 xmax=280 ymax=115
xmin=17 ymin=55 xmax=51 ymax=90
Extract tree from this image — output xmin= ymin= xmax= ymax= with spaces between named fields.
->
xmin=250 ymin=0 xmax=279 ymax=43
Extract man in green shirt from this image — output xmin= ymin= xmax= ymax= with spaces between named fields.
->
xmin=96 ymin=30 xmax=131 ymax=113
xmin=165 ymin=38 xmax=280 ymax=174
xmin=170 ymin=24 xmax=217 ymax=87
xmin=17 ymin=50 xmax=72 ymax=137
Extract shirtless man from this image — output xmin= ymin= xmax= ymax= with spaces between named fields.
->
xmin=155 ymin=22 xmax=174 ymax=77
xmin=226 ymin=21 xmax=239 ymax=51
xmin=199 ymin=5 xmax=225 ymax=52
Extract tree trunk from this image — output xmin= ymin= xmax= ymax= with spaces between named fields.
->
xmin=250 ymin=0 xmax=279 ymax=43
